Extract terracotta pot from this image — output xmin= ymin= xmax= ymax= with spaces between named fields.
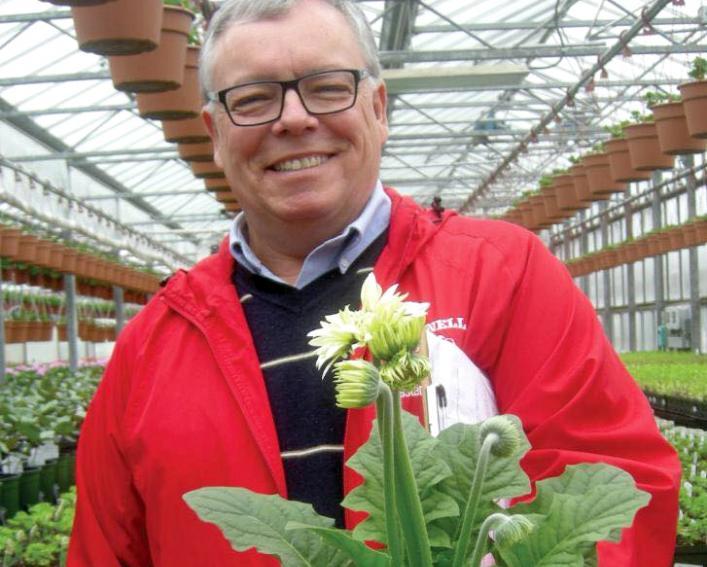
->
xmin=604 ymin=138 xmax=652 ymax=183
xmin=191 ymin=160 xmax=224 ymax=179
xmin=136 ymin=46 xmax=202 ymax=120
xmin=223 ymin=202 xmax=242 ymax=213
xmin=41 ymin=0 xmax=115 ymax=5
xmin=178 ymin=141 xmax=214 ymax=162
xmin=529 ymin=194 xmax=551 ymax=229
xmin=60 ymin=249 xmax=78 ymax=274
xmin=71 ymin=0 xmax=163 ymax=56
xmin=678 ymin=80 xmax=707 ymax=139
xmin=623 ymin=122 xmax=675 ymax=171
xmin=0 ymin=227 xmax=22 ymax=258
xmin=517 ymin=200 xmax=535 ymax=230
xmin=541 ymin=190 xmax=565 ymax=221
xmin=204 ymin=177 xmax=230 ymax=192
xmin=652 ymin=101 xmax=707 ymax=154
xmin=569 ymin=164 xmax=593 ymax=204
xmin=14 ymin=234 xmax=40 ymax=264
xmin=108 ymin=6 xmax=194 ymax=93
xmin=553 ymin=174 xmax=582 ymax=212
xmin=161 ymin=116 xmax=210 ymax=144
xmin=583 ymin=153 xmax=627 ymax=197
xmin=214 ymin=192 xmax=239 ymax=205
xmin=34 ymin=241 xmax=53 ymax=269
xmin=46 ymin=242 xmax=65 ymax=272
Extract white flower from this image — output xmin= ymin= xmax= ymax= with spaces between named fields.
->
xmin=307 ymin=307 xmax=366 ymax=375
xmin=333 ymin=359 xmax=381 ymax=408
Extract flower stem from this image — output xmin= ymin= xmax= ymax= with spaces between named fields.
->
xmin=467 ymin=513 xmax=506 ymax=567
xmin=391 ymin=389 xmax=434 ymax=567
xmin=451 ymin=432 xmax=500 ymax=567
xmin=376 ymin=382 xmax=403 ymax=566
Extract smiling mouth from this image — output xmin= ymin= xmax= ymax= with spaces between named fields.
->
xmin=270 ymin=155 xmax=330 ymax=172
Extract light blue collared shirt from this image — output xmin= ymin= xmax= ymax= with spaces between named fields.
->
xmin=229 ymin=181 xmax=391 ymax=289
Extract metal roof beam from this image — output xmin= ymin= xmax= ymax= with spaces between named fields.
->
xmin=0 ymin=10 xmax=72 ymax=24
xmin=413 ymin=16 xmax=699 ymax=33
xmin=0 ymin=97 xmax=200 ymax=245
xmin=7 ymin=146 xmax=177 ymax=162
xmin=0 ymin=104 xmax=134 ymax=118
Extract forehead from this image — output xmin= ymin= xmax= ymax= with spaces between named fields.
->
xmin=211 ymin=1 xmax=365 ymax=87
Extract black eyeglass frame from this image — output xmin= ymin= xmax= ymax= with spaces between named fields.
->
xmin=210 ymin=68 xmax=371 ymax=127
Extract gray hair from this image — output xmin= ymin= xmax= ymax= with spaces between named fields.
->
xmin=199 ymin=0 xmax=381 ymax=96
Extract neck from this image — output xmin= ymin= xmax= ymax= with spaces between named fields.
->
xmin=246 ymin=218 xmax=344 ymax=285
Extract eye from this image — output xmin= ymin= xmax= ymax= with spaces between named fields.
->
xmin=225 ymin=84 xmax=279 ymax=114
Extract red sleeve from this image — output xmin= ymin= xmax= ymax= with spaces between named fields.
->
xmin=67 ymin=336 xmax=152 ymax=567
xmin=488 ymin=230 xmax=680 ymax=567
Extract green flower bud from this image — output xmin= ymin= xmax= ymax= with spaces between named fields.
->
xmin=333 ymin=359 xmax=381 ymax=408
xmin=480 ymin=415 xmax=522 ymax=457
xmin=379 ymin=351 xmax=431 ymax=392
xmin=492 ymin=514 xmax=534 ymax=547
xmin=368 ymin=310 xmax=427 ymax=361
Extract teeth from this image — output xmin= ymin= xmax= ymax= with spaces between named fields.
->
xmin=272 ymin=155 xmax=328 ymax=172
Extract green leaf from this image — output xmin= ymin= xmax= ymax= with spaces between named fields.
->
xmin=342 ymin=413 xmax=458 ymax=547
xmin=183 ymin=487 xmax=351 ymax=566
xmin=495 ymin=464 xmax=651 ymax=566
xmin=286 ymin=522 xmax=391 ymax=567
xmin=429 ymin=416 xmax=531 ymax=547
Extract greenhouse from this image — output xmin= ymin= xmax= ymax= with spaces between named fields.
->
xmin=0 ymin=0 xmax=706 ymax=565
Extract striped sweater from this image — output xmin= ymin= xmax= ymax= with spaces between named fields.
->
xmin=232 ymin=232 xmax=386 ymax=526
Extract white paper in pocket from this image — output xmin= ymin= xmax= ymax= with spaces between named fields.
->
xmin=424 ymin=330 xmax=498 ymax=437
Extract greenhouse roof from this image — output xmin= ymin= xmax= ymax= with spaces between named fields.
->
xmin=0 ymin=0 xmax=703 ymax=269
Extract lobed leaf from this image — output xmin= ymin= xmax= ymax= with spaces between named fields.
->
xmin=183 ymin=487 xmax=351 ymax=566
xmin=495 ymin=464 xmax=651 ymax=566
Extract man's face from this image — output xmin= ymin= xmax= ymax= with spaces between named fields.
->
xmin=203 ymin=0 xmax=388 ymax=241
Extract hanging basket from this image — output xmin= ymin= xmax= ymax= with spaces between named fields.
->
xmin=553 ymin=173 xmax=582 ymax=212
xmin=582 ymin=153 xmax=627 ymax=197
xmin=678 ymin=79 xmax=707 ymax=139
xmin=177 ymin=141 xmax=214 ymax=162
xmin=223 ymin=202 xmax=242 ymax=213
xmin=623 ymin=122 xmax=675 ymax=171
xmin=136 ymin=46 xmax=202 ymax=120
xmin=569 ymin=164 xmax=593 ymax=204
xmin=161 ymin=116 xmax=210 ymax=144
xmin=204 ymin=177 xmax=230 ymax=192
xmin=191 ymin=160 xmax=225 ymax=179
xmin=40 ymin=0 xmax=115 ymax=5
xmin=651 ymin=101 xmax=707 ymax=154
xmin=0 ymin=226 xmax=22 ymax=258
xmin=71 ymin=0 xmax=163 ymax=56
xmin=605 ymin=138 xmax=652 ymax=183
xmin=108 ymin=6 xmax=194 ymax=93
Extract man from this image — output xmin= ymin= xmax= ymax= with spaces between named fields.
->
xmin=68 ymin=1 xmax=680 ymax=565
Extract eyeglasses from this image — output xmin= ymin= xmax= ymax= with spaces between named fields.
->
xmin=210 ymin=69 xmax=370 ymax=127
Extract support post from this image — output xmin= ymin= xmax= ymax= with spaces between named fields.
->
xmin=651 ymin=172 xmax=665 ymax=334
xmin=599 ymin=202 xmax=613 ymax=343
xmin=64 ymin=273 xmax=79 ymax=372
xmin=682 ymin=155 xmax=702 ymax=353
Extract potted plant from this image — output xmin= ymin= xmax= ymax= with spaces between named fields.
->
xmin=603 ymin=121 xmax=652 ymax=183
xmin=71 ymin=0 xmax=164 ymax=56
xmin=678 ymin=56 xmax=707 ymax=139
xmin=623 ymin=110 xmax=675 ymax=172
xmin=136 ymin=42 xmax=202 ymax=120
xmin=582 ymin=143 xmax=628 ymax=197
xmin=645 ymin=91 xmax=706 ymax=155
xmin=184 ymin=275 xmax=650 ymax=567
xmin=107 ymin=1 xmax=195 ymax=93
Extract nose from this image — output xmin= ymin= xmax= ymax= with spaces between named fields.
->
xmin=272 ymin=88 xmax=317 ymax=134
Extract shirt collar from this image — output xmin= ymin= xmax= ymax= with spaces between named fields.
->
xmin=229 ymin=180 xmax=390 ymax=289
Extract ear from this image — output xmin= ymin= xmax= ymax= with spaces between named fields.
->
xmin=371 ymin=80 xmax=389 ymax=145
xmin=202 ymin=106 xmax=224 ymax=168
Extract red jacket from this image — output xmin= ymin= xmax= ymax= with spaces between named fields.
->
xmin=68 ymin=189 xmax=680 ymax=566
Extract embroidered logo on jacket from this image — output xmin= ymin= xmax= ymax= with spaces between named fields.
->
xmin=426 ymin=317 xmax=467 ymax=333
